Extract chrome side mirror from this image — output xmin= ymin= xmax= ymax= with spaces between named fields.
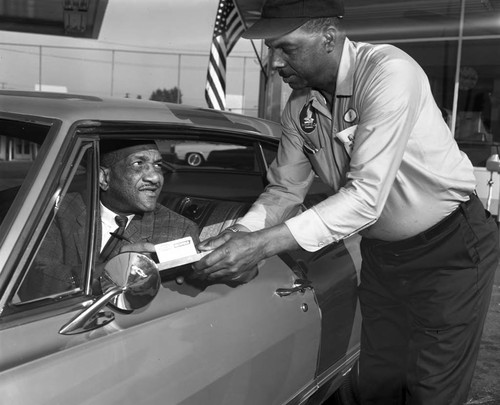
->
xmin=485 ymin=154 xmax=500 ymax=212
xmin=486 ymin=154 xmax=500 ymax=173
xmin=59 ymin=252 xmax=160 ymax=335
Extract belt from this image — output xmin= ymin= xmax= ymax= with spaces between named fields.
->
xmin=364 ymin=195 xmax=475 ymax=251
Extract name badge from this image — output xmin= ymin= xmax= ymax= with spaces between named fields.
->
xmin=343 ymin=108 xmax=357 ymax=124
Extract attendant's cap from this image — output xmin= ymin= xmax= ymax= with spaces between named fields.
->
xmin=242 ymin=0 xmax=344 ymax=39
xmin=100 ymin=139 xmax=158 ymax=167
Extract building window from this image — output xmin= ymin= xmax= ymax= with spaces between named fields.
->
xmin=341 ymin=0 xmax=500 ymax=167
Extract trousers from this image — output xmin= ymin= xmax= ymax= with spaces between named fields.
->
xmin=358 ymin=194 xmax=498 ymax=405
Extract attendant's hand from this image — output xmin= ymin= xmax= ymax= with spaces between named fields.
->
xmin=194 ymin=231 xmax=260 ymax=282
xmin=196 ymin=224 xmax=250 ymax=253
xmin=193 ymin=224 xmax=299 ymax=282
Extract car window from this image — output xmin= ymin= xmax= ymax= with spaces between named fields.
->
xmin=159 ymin=139 xmax=258 ymax=171
xmin=0 ymin=119 xmax=49 ymax=229
xmin=261 ymin=142 xmax=277 ymax=167
xmin=14 ymin=145 xmax=94 ymax=304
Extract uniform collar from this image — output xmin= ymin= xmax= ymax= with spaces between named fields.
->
xmin=336 ymin=38 xmax=355 ymax=98
xmin=303 ymin=38 xmax=355 ymax=116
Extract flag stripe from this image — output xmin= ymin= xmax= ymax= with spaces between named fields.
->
xmin=226 ymin=9 xmax=244 ymax=52
xmin=208 ymin=60 xmax=225 ymax=99
xmin=205 ymin=0 xmax=244 ymax=110
xmin=206 ymin=76 xmax=224 ymax=110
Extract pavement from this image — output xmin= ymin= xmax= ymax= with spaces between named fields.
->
xmin=467 ymin=261 xmax=500 ymax=405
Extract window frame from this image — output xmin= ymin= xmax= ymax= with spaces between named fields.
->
xmin=1 ymin=137 xmax=98 ymax=319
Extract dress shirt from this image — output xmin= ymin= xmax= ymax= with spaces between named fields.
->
xmin=238 ymin=38 xmax=476 ymax=251
xmin=100 ymin=203 xmax=134 ymax=252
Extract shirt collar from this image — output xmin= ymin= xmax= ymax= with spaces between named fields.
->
xmin=307 ymin=91 xmax=329 ymax=117
xmin=100 ymin=202 xmax=133 ymax=228
xmin=336 ymin=38 xmax=355 ymax=97
xmin=303 ymin=38 xmax=356 ymax=115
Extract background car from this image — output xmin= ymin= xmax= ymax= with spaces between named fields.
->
xmin=0 ymin=90 xmax=361 ymax=405
xmin=171 ymin=141 xmax=247 ymax=167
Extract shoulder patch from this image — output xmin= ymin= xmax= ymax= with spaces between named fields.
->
xmin=299 ymin=103 xmax=317 ymax=134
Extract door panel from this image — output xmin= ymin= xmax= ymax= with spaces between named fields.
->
xmin=0 ymin=256 xmax=321 ymax=405
xmin=282 ymin=236 xmax=361 ymax=375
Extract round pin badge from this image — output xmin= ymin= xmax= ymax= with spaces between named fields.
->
xmin=343 ymin=108 xmax=357 ymax=123
xmin=299 ymin=103 xmax=317 ymax=134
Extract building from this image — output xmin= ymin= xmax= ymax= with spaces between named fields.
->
xmin=247 ymin=0 xmax=500 ymax=215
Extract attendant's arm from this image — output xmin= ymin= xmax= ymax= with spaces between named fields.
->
xmin=238 ymin=103 xmax=315 ymax=232
xmin=194 ymin=54 xmax=426 ymax=281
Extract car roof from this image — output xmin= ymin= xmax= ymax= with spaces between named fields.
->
xmin=0 ymin=90 xmax=282 ymax=140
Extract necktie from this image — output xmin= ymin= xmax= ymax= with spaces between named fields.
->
xmin=100 ymin=215 xmax=128 ymax=261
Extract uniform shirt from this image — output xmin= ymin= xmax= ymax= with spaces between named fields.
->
xmin=100 ymin=203 xmax=134 ymax=252
xmin=238 ymin=38 xmax=476 ymax=252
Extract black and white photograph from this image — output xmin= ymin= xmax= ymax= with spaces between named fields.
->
xmin=0 ymin=0 xmax=499 ymax=404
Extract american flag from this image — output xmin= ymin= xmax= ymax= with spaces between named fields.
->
xmin=205 ymin=0 xmax=245 ymax=110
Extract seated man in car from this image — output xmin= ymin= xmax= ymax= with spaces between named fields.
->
xmin=20 ymin=139 xmax=199 ymax=300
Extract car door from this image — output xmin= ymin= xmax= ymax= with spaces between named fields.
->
xmin=157 ymin=130 xmax=362 ymax=382
xmin=0 ymin=127 xmax=322 ymax=405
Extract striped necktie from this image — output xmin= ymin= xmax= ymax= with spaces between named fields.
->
xmin=100 ymin=215 xmax=128 ymax=261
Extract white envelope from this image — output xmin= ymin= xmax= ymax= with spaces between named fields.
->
xmin=155 ymin=236 xmax=212 ymax=271
xmin=155 ymin=236 xmax=198 ymax=263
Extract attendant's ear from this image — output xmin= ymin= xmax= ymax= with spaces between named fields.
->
xmin=324 ymin=27 xmax=337 ymax=52
xmin=99 ymin=166 xmax=110 ymax=191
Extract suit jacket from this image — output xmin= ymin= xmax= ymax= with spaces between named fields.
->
xmin=20 ymin=192 xmax=199 ymax=300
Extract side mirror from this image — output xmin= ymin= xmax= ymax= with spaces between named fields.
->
xmin=486 ymin=154 xmax=500 ymax=173
xmin=59 ymin=253 xmax=160 ymax=335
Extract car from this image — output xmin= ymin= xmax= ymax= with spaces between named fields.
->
xmin=0 ymin=90 xmax=361 ymax=405
xmin=171 ymin=141 xmax=247 ymax=167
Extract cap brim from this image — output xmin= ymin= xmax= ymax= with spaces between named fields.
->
xmin=100 ymin=140 xmax=158 ymax=166
xmin=242 ymin=17 xmax=309 ymax=39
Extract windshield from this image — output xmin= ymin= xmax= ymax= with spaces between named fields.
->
xmin=0 ymin=118 xmax=51 ymax=228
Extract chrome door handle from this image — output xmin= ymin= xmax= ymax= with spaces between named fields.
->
xmin=275 ymin=279 xmax=313 ymax=297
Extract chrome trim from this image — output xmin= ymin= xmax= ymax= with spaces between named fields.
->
xmin=293 ymin=347 xmax=360 ymax=405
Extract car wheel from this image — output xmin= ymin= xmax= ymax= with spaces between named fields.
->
xmin=186 ymin=152 xmax=204 ymax=167
xmin=331 ymin=361 xmax=360 ymax=405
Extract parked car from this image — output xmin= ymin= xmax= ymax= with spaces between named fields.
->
xmin=0 ymin=90 xmax=361 ymax=405
xmin=171 ymin=141 xmax=247 ymax=167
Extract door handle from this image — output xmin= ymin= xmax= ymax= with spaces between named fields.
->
xmin=275 ymin=278 xmax=313 ymax=297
